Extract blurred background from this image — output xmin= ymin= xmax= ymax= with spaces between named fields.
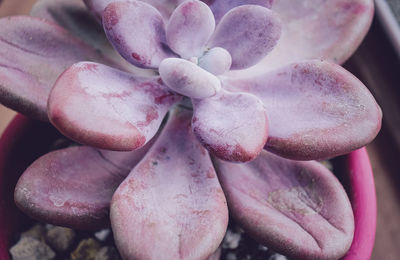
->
xmin=0 ymin=0 xmax=399 ymax=259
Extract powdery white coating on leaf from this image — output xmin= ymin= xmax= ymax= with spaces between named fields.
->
xmin=222 ymin=60 xmax=382 ymax=160
xmin=166 ymin=0 xmax=215 ymax=58
xmin=102 ymin=1 xmax=176 ymax=69
xmin=0 ymin=16 xmax=107 ymax=121
xmin=31 ymin=0 xmax=153 ymax=77
xmin=209 ymin=5 xmax=281 ymax=70
xmin=240 ymin=0 xmax=374 ymax=75
xmin=204 ymin=0 xmax=274 ymax=23
xmin=84 ymin=0 xmax=184 ymax=21
xmin=215 ymin=150 xmax=354 ymax=259
xmin=198 ymin=47 xmax=232 ymax=75
xmin=14 ymin=145 xmax=150 ymax=230
xmin=48 ymin=62 xmax=181 ymax=151
xmin=111 ymin=109 xmax=228 ymax=260
xmin=192 ymin=89 xmax=268 ymax=162
xmin=159 ymin=58 xmax=221 ymax=99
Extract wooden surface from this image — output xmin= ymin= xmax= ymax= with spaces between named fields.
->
xmin=0 ymin=1 xmax=399 ymax=259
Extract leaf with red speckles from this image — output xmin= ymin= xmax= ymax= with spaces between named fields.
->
xmin=215 ymin=150 xmax=355 ymax=259
xmin=83 ymin=0 xmax=183 ymax=22
xmin=204 ymin=0 xmax=274 ymax=23
xmin=111 ymin=108 xmax=228 ymax=260
xmin=192 ymin=89 xmax=268 ymax=162
xmin=209 ymin=5 xmax=281 ymax=70
xmin=166 ymin=0 xmax=215 ymax=58
xmin=102 ymin=1 xmax=176 ymax=69
xmin=48 ymin=62 xmax=181 ymax=151
xmin=223 ymin=60 xmax=382 ymax=160
xmin=246 ymin=0 xmax=374 ymax=71
xmin=0 ymin=16 xmax=108 ymax=121
xmin=30 ymin=0 xmax=152 ymax=76
xmin=14 ymin=145 xmax=151 ymax=230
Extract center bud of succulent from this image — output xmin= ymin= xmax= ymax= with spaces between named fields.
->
xmin=159 ymin=47 xmax=231 ymax=99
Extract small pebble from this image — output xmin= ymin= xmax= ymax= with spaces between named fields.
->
xmin=258 ymin=244 xmax=269 ymax=251
xmin=94 ymin=229 xmax=111 ymax=242
xmin=226 ymin=252 xmax=237 ymax=260
xmin=10 ymin=236 xmax=55 ymax=260
xmin=71 ymin=238 xmax=101 ymax=260
xmin=20 ymin=224 xmax=46 ymax=241
xmin=46 ymin=226 xmax=76 ymax=252
xmin=222 ymin=230 xmax=241 ymax=249
xmin=95 ymin=246 xmax=121 ymax=260
xmin=269 ymin=253 xmax=288 ymax=260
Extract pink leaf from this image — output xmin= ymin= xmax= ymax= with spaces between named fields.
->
xmin=192 ymin=89 xmax=268 ymax=162
xmin=251 ymin=0 xmax=374 ymax=70
xmin=223 ymin=60 xmax=382 ymax=160
xmin=31 ymin=0 xmax=152 ymax=76
xmin=102 ymin=1 xmax=176 ymax=69
xmin=83 ymin=0 xmax=183 ymax=22
xmin=204 ymin=0 xmax=274 ymax=23
xmin=111 ymin=108 xmax=228 ymax=259
xmin=0 ymin=16 xmax=108 ymax=121
xmin=209 ymin=5 xmax=281 ymax=70
xmin=166 ymin=0 xmax=215 ymax=58
xmin=48 ymin=62 xmax=181 ymax=150
xmin=215 ymin=150 xmax=354 ymax=259
xmin=14 ymin=145 xmax=151 ymax=230
xmin=159 ymin=58 xmax=221 ymax=99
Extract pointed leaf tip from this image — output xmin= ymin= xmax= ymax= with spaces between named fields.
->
xmin=48 ymin=62 xmax=181 ymax=151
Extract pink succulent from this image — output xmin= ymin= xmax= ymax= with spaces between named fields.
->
xmin=0 ymin=0 xmax=381 ymax=259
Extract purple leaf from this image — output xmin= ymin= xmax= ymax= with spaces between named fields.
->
xmin=166 ymin=0 xmax=215 ymax=58
xmin=251 ymin=0 xmax=374 ymax=70
xmin=198 ymin=47 xmax=232 ymax=75
xmin=48 ymin=62 xmax=181 ymax=151
xmin=0 ymin=16 xmax=108 ymax=121
xmin=204 ymin=0 xmax=274 ymax=23
xmin=159 ymin=58 xmax=221 ymax=99
xmin=192 ymin=89 xmax=268 ymax=162
xmin=84 ymin=0 xmax=183 ymax=22
xmin=102 ymin=1 xmax=176 ymax=69
xmin=111 ymin=108 xmax=228 ymax=259
xmin=215 ymin=150 xmax=354 ymax=259
xmin=14 ymin=145 xmax=151 ymax=230
xmin=223 ymin=60 xmax=382 ymax=160
xmin=31 ymin=0 xmax=152 ymax=76
xmin=209 ymin=5 xmax=281 ymax=70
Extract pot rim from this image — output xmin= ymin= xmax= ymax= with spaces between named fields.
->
xmin=0 ymin=114 xmax=377 ymax=260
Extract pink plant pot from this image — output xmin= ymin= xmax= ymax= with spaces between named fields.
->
xmin=0 ymin=114 xmax=377 ymax=260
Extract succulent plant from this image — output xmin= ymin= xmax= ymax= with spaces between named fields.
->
xmin=0 ymin=0 xmax=381 ymax=259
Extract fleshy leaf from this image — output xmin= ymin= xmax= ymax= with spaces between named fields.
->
xmin=0 ymin=16 xmax=107 ymax=121
xmin=48 ymin=62 xmax=181 ymax=151
xmin=102 ymin=1 xmax=176 ymax=69
xmin=247 ymin=0 xmax=374 ymax=72
xmin=204 ymin=0 xmax=274 ymax=23
xmin=111 ymin=108 xmax=228 ymax=259
xmin=192 ymin=89 xmax=268 ymax=162
xmin=166 ymin=0 xmax=215 ymax=58
xmin=159 ymin=58 xmax=221 ymax=99
xmin=223 ymin=60 xmax=382 ymax=160
xmin=215 ymin=150 xmax=354 ymax=259
xmin=15 ymin=145 xmax=151 ymax=230
xmin=84 ymin=0 xmax=183 ymax=21
xmin=209 ymin=5 xmax=281 ymax=70
xmin=31 ymin=0 xmax=153 ymax=76
xmin=198 ymin=47 xmax=232 ymax=75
